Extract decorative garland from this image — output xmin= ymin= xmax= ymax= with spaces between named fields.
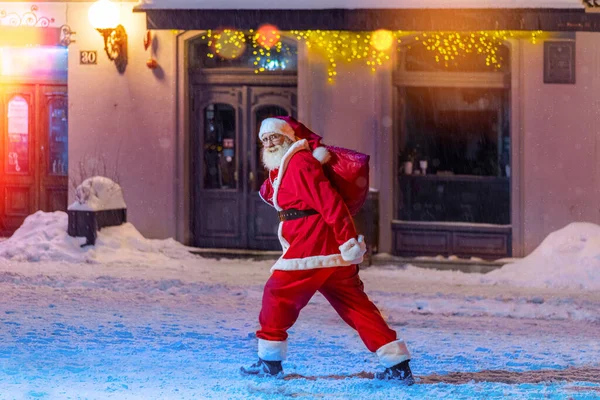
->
xmin=0 ymin=5 xmax=54 ymax=27
xmin=199 ymin=29 xmax=544 ymax=83
xmin=414 ymin=30 xmax=544 ymax=71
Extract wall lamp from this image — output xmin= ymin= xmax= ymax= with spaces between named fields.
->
xmin=88 ymin=0 xmax=127 ymax=73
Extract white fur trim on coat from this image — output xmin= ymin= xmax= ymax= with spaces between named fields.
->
xmin=376 ymin=340 xmax=411 ymax=368
xmin=259 ymin=118 xmax=296 ymax=142
xmin=277 ymin=222 xmax=290 ymax=255
xmin=339 ymin=235 xmax=367 ymax=262
xmin=258 ymin=338 xmax=288 ymax=361
xmin=271 ymin=253 xmax=353 ymax=272
xmin=312 ymin=146 xmax=331 ymax=165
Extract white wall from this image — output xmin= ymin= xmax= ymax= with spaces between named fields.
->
xmin=67 ymin=3 xmax=177 ymax=239
xmin=519 ymin=33 xmax=600 ymax=254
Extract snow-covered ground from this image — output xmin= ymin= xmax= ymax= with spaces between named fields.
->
xmin=0 ymin=211 xmax=599 ymax=399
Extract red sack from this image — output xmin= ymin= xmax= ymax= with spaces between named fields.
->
xmin=322 ymin=145 xmax=370 ymax=215
xmin=276 ymin=117 xmax=370 ymax=215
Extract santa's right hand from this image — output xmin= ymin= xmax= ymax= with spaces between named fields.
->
xmin=339 ymin=236 xmax=367 ymax=262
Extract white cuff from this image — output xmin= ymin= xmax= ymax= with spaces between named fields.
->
xmin=258 ymin=339 xmax=288 ymax=361
xmin=339 ymin=235 xmax=367 ymax=262
xmin=376 ymin=339 xmax=411 ymax=368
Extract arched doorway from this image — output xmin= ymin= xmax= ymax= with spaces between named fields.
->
xmin=188 ymin=32 xmax=298 ymax=249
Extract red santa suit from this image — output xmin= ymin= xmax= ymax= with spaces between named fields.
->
xmin=255 ymin=117 xmax=410 ymax=369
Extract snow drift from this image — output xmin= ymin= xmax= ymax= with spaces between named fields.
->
xmin=0 ymin=211 xmax=196 ymax=264
xmin=2 ymin=211 xmax=600 ymax=291
xmin=485 ymin=222 xmax=600 ymax=290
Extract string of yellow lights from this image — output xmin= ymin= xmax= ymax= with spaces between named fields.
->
xmin=198 ymin=29 xmax=544 ymax=83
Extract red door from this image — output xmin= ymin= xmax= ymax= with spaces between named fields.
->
xmin=0 ymin=82 xmax=68 ymax=237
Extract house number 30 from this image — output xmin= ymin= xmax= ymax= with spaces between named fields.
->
xmin=80 ymin=51 xmax=98 ymax=65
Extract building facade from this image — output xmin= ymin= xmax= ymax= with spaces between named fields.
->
xmin=3 ymin=0 xmax=600 ymax=260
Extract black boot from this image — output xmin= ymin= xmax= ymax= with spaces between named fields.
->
xmin=240 ymin=358 xmax=283 ymax=377
xmin=375 ymin=360 xmax=415 ymax=385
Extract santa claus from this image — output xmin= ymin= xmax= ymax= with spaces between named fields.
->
xmin=240 ymin=116 xmax=414 ymax=385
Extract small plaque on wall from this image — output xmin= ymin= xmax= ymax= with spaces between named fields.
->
xmin=80 ymin=51 xmax=98 ymax=65
xmin=544 ymin=41 xmax=575 ymax=84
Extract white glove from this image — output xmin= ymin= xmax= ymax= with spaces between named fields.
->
xmin=339 ymin=235 xmax=367 ymax=262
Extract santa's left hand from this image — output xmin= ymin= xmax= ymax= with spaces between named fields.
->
xmin=339 ymin=235 xmax=367 ymax=262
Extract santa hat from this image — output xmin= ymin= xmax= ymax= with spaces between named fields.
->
xmin=258 ymin=118 xmax=296 ymax=142
xmin=258 ymin=116 xmax=331 ymax=164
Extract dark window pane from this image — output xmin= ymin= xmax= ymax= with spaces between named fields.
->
xmin=403 ymin=87 xmax=509 ymax=177
xmin=7 ymin=96 xmax=29 ymax=174
xmin=203 ymin=104 xmax=236 ymax=190
xmin=49 ymin=97 xmax=68 ymax=176
xmin=400 ymin=87 xmax=510 ymax=224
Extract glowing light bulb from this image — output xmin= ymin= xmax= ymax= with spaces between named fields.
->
xmin=88 ymin=0 xmax=120 ymax=30
xmin=371 ymin=29 xmax=394 ymax=51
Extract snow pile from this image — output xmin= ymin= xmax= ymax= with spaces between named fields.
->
xmin=68 ymin=176 xmax=127 ymax=211
xmin=485 ymin=222 xmax=600 ymax=290
xmin=3 ymin=211 xmax=600 ymax=291
xmin=0 ymin=211 xmax=196 ymax=264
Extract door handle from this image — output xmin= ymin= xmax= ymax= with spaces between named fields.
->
xmin=249 ymin=171 xmax=255 ymax=191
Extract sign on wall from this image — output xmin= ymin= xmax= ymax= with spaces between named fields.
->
xmin=80 ymin=51 xmax=98 ymax=65
xmin=543 ymin=41 xmax=576 ymax=84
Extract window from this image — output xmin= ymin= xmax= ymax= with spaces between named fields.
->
xmin=48 ymin=97 xmax=68 ymax=176
xmin=404 ymin=87 xmax=510 ymax=177
xmin=7 ymin=96 xmax=30 ymax=174
xmin=190 ymin=33 xmax=297 ymax=72
xmin=397 ymin=39 xmax=511 ymax=225
xmin=203 ymin=103 xmax=237 ymax=190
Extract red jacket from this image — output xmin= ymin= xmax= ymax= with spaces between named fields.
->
xmin=260 ymin=139 xmax=366 ymax=271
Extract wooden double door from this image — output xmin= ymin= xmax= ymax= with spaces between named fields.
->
xmin=0 ymin=82 xmax=68 ymax=236
xmin=191 ymin=85 xmax=297 ymax=250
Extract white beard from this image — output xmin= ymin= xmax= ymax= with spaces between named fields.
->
xmin=262 ymin=141 xmax=293 ymax=171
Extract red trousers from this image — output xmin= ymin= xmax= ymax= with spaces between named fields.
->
xmin=257 ymin=265 xmax=397 ymax=352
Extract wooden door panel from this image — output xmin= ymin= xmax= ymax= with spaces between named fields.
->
xmin=45 ymin=186 xmax=68 ymax=212
xmin=1 ymin=185 xmax=34 ymax=234
xmin=4 ymin=185 xmax=32 ymax=216
xmin=39 ymin=85 xmax=68 ymax=212
xmin=0 ymin=84 xmax=38 ymax=235
xmin=250 ymin=196 xmax=280 ymax=250
xmin=192 ymin=86 xmax=247 ymax=248
xmin=197 ymin=192 xmax=244 ymax=248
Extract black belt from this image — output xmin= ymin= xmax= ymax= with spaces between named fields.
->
xmin=278 ymin=208 xmax=318 ymax=222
